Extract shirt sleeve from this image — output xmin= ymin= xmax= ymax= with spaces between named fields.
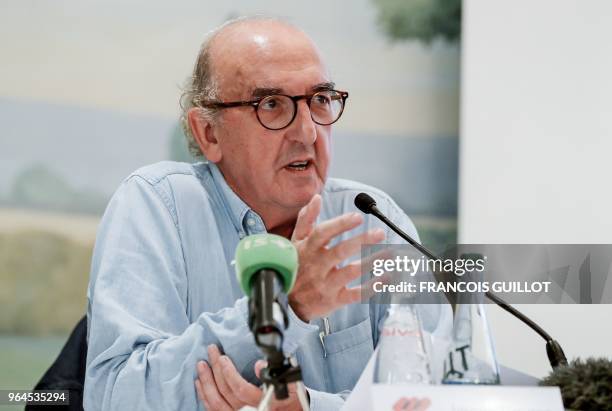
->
xmin=84 ymin=175 xmax=313 ymax=411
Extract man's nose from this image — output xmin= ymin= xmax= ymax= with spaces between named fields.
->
xmin=285 ymin=100 xmax=317 ymax=145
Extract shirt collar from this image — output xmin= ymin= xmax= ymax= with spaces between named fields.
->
xmin=208 ymin=162 xmax=265 ymax=236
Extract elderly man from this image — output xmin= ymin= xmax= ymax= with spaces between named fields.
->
xmin=85 ymin=17 xmax=448 ymax=411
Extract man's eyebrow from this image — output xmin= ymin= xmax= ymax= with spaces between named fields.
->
xmin=250 ymin=82 xmax=336 ymax=99
xmin=311 ymin=82 xmax=335 ymax=92
xmin=251 ymin=87 xmax=283 ymax=99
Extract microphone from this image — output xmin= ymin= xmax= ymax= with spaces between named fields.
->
xmin=541 ymin=357 xmax=612 ymax=409
xmin=354 ymin=192 xmax=568 ymax=369
xmin=355 ymin=192 xmax=434 ymax=260
xmin=234 ymin=233 xmax=298 ymax=364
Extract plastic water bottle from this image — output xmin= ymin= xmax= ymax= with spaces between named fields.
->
xmin=374 ymin=304 xmax=433 ymax=384
xmin=442 ymin=303 xmax=500 ymax=385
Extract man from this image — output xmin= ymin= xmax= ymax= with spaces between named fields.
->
xmin=85 ymin=17 xmax=449 ymax=411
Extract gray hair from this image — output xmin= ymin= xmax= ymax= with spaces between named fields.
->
xmin=179 ymin=26 xmax=222 ymax=158
xmin=179 ymin=15 xmax=294 ymax=158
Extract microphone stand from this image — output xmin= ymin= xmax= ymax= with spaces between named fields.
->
xmin=257 ymin=355 xmax=309 ymax=411
xmin=250 ymin=294 xmax=310 ymax=411
xmin=355 ymin=193 xmax=568 ymax=369
xmin=234 ymin=234 xmax=308 ymax=409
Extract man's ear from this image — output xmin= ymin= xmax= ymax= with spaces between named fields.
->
xmin=187 ymin=107 xmax=222 ymax=163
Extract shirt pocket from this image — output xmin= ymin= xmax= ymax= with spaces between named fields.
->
xmin=323 ymin=317 xmax=374 ymax=392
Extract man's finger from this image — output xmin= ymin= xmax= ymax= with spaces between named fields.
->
xmin=292 ymin=194 xmax=321 ymax=241
xmin=220 ymin=356 xmax=262 ymax=404
xmin=360 ymin=271 xmax=395 ymax=301
xmin=336 ymin=285 xmax=363 ymax=306
xmin=195 ymin=380 xmax=212 ymax=411
xmin=324 ymin=228 xmax=385 ymax=269
xmin=194 ymin=375 xmax=205 ymax=403
xmin=196 ymin=360 xmax=232 ymax=411
xmin=360 ymin=245 xmax=395 ymax=268
xmin=417 ymin=398 xmax=432 ymax=410
xmin=254 ymin=360 xmax=268 ymax=380
xmin=329 ymin=262 xmax=363 ymax=289
xmin=332 ymin=258 xmax=395 ymax=291
xmin=307 ymin=212 xmax=363 ymax=250
xmin=207 ymin=345 xmax=243 ymax=409
xmin=393 ymin=397 xmax=411 ymax=411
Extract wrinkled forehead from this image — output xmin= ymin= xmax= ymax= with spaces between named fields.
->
xmin=209 ymin=21 xmax=330 ymax=99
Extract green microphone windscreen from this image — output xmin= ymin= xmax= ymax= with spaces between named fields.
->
xmin=234 ymin=233 xmax=298 ymax=295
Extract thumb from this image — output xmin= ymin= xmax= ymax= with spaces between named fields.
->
xmin=254 ymin=360 xmax=268 ymax=380
xmin=291 ymin=194 xmax=322 ymax=242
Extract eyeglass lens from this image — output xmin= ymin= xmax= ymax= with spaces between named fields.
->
xmin=256 ymin=90 xmax=344 ymax=130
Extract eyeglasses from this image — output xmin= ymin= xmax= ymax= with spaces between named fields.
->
xmin=199 ymin=89 xmax=349 ymax=130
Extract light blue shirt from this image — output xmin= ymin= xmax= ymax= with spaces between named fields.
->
xmin=85 ymin=161 xmax=449 ymax=411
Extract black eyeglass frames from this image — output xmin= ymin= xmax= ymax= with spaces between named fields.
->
xmin=199 ymin=89 xmax=349 ymax=130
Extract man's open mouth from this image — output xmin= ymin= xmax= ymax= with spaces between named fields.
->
xmin=285 ymin=160 xmax=311 ymax=171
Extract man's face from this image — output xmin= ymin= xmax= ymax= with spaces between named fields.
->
xmin=207 ymin=22 xmax=333 ymax=220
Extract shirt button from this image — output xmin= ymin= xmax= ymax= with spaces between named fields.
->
xmin=247 ymin=218 xmax=256 ymax=227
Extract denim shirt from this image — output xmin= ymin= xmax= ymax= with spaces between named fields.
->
xmin=84 ymin=161 xmax=450 ymax=411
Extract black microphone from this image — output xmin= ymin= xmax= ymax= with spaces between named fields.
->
xmin=354 ymin=192 xmax=568 ymax=369
xmin=234 ymin=234 xmax=307 ymax=402
xmin=234 ymin=233 xmax=298 ymax=366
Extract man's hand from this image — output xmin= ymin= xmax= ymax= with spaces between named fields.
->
xmin=289 ymin=194 xmax=386 ymax=321
xmin=393 ymin=397 xmax=431 ymax=411
xmin=194 ymin=345 xmax=303 ymax=411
